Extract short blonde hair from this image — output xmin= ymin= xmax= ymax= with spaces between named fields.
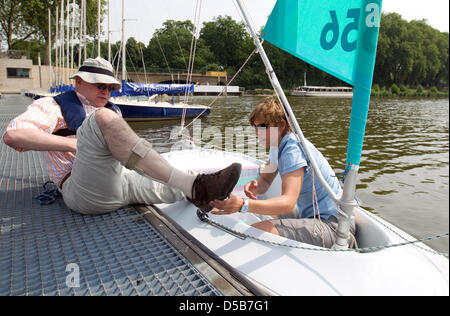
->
xmin=248 ymin=97 xmax=292 ymax=135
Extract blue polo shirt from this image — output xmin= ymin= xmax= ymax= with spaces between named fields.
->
xmin=269 ymin=133 xmax=342 ymax=220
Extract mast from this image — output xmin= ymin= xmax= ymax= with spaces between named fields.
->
xmin=121 ymin=0 xmax=126 ymax=85
xmin=56 ymin=5 xmax=59 ymax=89
xmin=108 ymin=0 xmax=111 ymax=61
xmin=78 ymin=0 xmax=83 ymax=66
xmin=48 ymin=8 xmax=53 ymax=89
xmin=70 ymin=0 xmax=75 ymax=72
xmin=98 ymin=0 xmax=101 ymax=57
xmin=60 ymin=0 xmax=66 ymax=86
xmin=66 ymin=0 xmax=70 ymax=84
xmin=83 ymin=0 xmax=87 ymax=61
xmin=61 ymin=0 xmax=65 ymax=87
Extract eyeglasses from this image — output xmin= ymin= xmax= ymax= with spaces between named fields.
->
xmin=254 ymin=123 xmax=268 ymax=129
xmin=95 ymin=84 xmax=118 ymax=92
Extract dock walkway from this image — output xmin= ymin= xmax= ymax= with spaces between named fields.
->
xmin=0 ymin=95 xmax=244 ymax=296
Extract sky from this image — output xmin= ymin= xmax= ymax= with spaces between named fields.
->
xmin=104 ymin=0 xmax=449 ymax=45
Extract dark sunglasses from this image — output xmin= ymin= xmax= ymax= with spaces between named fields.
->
xmin=254 ymin=123 xmax=268 ymax=129
xmin=96 ymin=84 xmax=118 ymax=92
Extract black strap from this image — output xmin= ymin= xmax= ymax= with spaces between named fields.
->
xmin=53 ymin=128 xmax=76 ymax=137
xmin=78 ymin=66 xmax=115 ymax=78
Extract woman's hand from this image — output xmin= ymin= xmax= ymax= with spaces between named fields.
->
xmin=210 ymin=193 xmax=244 ymax=215
xmin=244 ymin=180 xmax=258 ymax=200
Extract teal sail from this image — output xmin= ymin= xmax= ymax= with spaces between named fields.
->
xmin=262 ymin=0 xmax=382 ymax=166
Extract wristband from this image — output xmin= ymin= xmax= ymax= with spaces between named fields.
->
xmin=240 ymin=199 xmax=249 ymax=213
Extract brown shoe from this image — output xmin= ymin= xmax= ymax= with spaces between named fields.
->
xmin=188 ymin=163 xmax=242 ymax=212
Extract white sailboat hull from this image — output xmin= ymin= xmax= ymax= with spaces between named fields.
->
xmin=159 ymin=149 xmax=449 ymax=296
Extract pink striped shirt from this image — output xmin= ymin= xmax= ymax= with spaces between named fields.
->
xmin=6 ymin=92 xmax=98 ymax=186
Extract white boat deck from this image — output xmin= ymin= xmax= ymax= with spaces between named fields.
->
xmin=159 ymin=149 xmax=449 ymax=296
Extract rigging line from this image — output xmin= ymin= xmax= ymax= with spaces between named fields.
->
xmin=161 ymin=1 xmax=188 ymax=70
xmin=184 ymin=0 xmax=202 ymax=101
xmin=178 ymin=47 xmax=257 ymax=135
xmin=139 ymin=45 xmax=148 ymax=84
xmin=188 ymin=0 xmax=202 ymax=88
xmin=190 ymin=0 xmax=203 ymax=80
xmin=207 ymin=47 xmax=256 ymax=108
xmin=113 ymin=47 xmax=121 ymax=77
xmin=242 ymin=0 xmax=258 ymax=35
xmin=182 ymin=0 xmax=202 ymax=128
xmin=114 ymin=41 xmax=123 ymax=78
xmin=138 ymin=44 xmax=152 ymax=99
xmin=311 ymin=168 xmax=326 ymax=248
xmin=156 ymin=35 xmax=174 ymax=82
xmin=182 ymin=28 xmax=199 ymax=118
xmin=184 ymin=0 xmax=198 ymax=101
xmin=172 ymin=27 xmax=188 ymax=70
xmin=126 ymin=46 xmax=143 ymax=83
xmin=232 ymin=0 xmax=257 ymax=35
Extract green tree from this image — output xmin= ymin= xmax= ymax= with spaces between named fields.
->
xmin=1 ymin=0 xmax=107 ymax=65
xmin=435 ymin=32 xmax=449 ymax=86
xmin=124 ymin=37 xmax=146 ymax=71
xmin=0 ymin=0 xmax=37 ymax=50
xmin=374 ymin=13 xmax=448 ymax=87
xmin=200 ymin=15 xmax=253 ymax=69
xmin=145 ymin=20 xmax=214 ymax=75
xmin=375 ymin=13 xmax=415 ymax=86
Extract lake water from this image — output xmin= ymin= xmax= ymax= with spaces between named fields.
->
xmin=130 ymin=96 xmax=449 ymax=254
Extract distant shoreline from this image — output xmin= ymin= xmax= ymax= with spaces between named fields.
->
xmin=243 ymin=85 xmax=449 ymax=98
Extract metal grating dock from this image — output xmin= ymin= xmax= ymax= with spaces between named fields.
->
xmin=0 ymin=95 xmax=223 ymax=296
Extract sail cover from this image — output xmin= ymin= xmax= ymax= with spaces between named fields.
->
xmin=114 ymin=82 xmax=194 ymax=97
xmin=262 ymin=0 xmax=382 ymax=165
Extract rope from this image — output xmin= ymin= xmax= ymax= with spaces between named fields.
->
xmin=139 ymin=45 xmax=148 ymax=84
xmin=183 ymin=0 xmax=202 ymax=102
xmin=156 ymin=36 xmax=174 ymax=82
xmin=172 ymin=27 xmax=188 ymax=70
xmin=333 ymin=164 xmax=351 ymax=183
xmin=181 ymin=0 xmax=203 ymax=128
xmin=35 ymin=181 xmax=62 ymax=205
xmin=179 ymin=47 xmax=258 ymax=134
xmin=201 ymin=215 xmax=448 ymax=256
xmin=126 ymin=46 xmax=143 ymax=83
xmin=310 ymin=167 xmax=326 ymax=247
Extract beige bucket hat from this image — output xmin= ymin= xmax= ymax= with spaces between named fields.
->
xmin=70 ymin=56 xmax=121 ymax=88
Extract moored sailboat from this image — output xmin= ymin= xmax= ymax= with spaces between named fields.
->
xmin=111 ymin=0 xmax=210 ymax=121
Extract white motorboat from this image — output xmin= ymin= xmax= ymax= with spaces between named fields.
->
xmin=291 ymin=85 xmax=353 ymax=98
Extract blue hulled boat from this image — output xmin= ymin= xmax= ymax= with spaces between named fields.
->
xmin=111 ymin=82 xmax=210 ymax=121
xmin=112 ymin=98 xmax=210 ymax=121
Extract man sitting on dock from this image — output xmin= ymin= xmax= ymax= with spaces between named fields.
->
xmin=2 ymin=57 xmax=241 ymax=214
